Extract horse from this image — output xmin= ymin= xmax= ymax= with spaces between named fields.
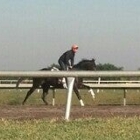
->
xmin=16 ymin=59 xmax=96 ymax=106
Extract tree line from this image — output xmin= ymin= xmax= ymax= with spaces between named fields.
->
xmin=49 ymin=62 xmax=123 ymax=71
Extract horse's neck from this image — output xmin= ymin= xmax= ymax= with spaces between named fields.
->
xmin=40 ymin=68 xmax=49 ymax=71
xmin=73 ymin=64 xmax=86 ymax=70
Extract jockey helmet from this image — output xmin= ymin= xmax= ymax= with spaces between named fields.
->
xmin=71 ymin=44 xmax=78 ymax=52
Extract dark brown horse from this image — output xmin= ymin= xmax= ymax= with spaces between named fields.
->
xmin=16 ymin=59 xmax=96 ymax=105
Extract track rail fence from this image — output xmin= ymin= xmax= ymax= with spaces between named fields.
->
xmin=0 ymin=70 xmax=140 ymax=120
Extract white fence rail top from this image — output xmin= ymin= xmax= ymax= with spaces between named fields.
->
xmin=0 ymin=84 xmax=32 ymax=89
xmin=83 ymin=80 xmax=140 ymax=83
xmin=84 ymin=83 xmax=140 ymax=89
xmin=0 ymin=71 xmax=140 ymax=78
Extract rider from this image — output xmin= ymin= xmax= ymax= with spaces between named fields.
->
xmin=58 ymin=44 xmax=78 ymax=70
xmin=58 ymin=44 xmax=78 ymax=88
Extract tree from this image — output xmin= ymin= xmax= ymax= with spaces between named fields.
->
xmin=96 ymin=63 xmax=123 ymax=80
xmin=96 ymin=63 xmax=123 ymax=71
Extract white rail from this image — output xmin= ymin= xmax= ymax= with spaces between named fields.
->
xmin=0 ymin=71 xmax=140 ymax=77
xmin=0 ymin=70 xmax=140 ymax=120
xmin=83 ymin=80 xmax=140 ymax=83
xmin=0 ymin=84 xmax=32 ymax=89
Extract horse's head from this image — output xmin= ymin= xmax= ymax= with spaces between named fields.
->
xmin=73 ymin=59 xmax=96 ymax=71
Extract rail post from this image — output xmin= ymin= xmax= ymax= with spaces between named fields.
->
xmin=65 ymin=77 xmax=75 ymax=121
xmin=52 ymin=89 xmax=56 ymax=106
xmin=123 ymin=89 xmax=126 ymax=106
xmin=97 ymin=77 xmax=101 ymax=93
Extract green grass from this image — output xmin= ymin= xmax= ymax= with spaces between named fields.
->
xmin=0 ymin=117 xmax=140 ymax=140
xmin=0 ymin=89 xmax=140 ymax=139
xmin=0 ymin=89 xmax=140 ymax=105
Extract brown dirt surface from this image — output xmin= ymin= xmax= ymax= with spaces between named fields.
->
xmin=0 ymin=105 xmax=140 ymax=120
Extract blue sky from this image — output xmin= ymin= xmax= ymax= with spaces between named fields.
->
xmin=0 ymin=0 xmax=139 ymax=70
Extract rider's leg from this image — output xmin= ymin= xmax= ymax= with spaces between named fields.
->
xmin=58 ymin=60 xmax=68 ymax=88
xmin=58 ymin=60 xmax=67 ymax=70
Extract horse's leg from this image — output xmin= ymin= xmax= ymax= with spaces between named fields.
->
xmin=22 ymin=87 xmax=36 ymax=105
xmin=73 ymin=83 xmax=84 ymax=106
xmin=41 ymin=85 xmax=50 ymax=105
xmin=88 ymin=88 xmax=95 ymax=99
xmin=84 ymin=85 xmax=96 ymax=100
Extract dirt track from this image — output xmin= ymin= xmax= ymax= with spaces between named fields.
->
xmin=0 ymin=105 xmax=140 ymax=120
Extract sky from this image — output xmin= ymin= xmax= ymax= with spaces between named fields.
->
xmin=0 ymin=0 xmax=139 ymax=70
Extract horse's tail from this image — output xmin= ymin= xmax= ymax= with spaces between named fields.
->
xmin=16 ymin=77 xmax=24 ymax=89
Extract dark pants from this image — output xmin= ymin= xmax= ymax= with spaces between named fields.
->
xmin=58 ymin=59 xmax=68 ymax=87
xmin=58 ymin=59 xmax=68 ymax=70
